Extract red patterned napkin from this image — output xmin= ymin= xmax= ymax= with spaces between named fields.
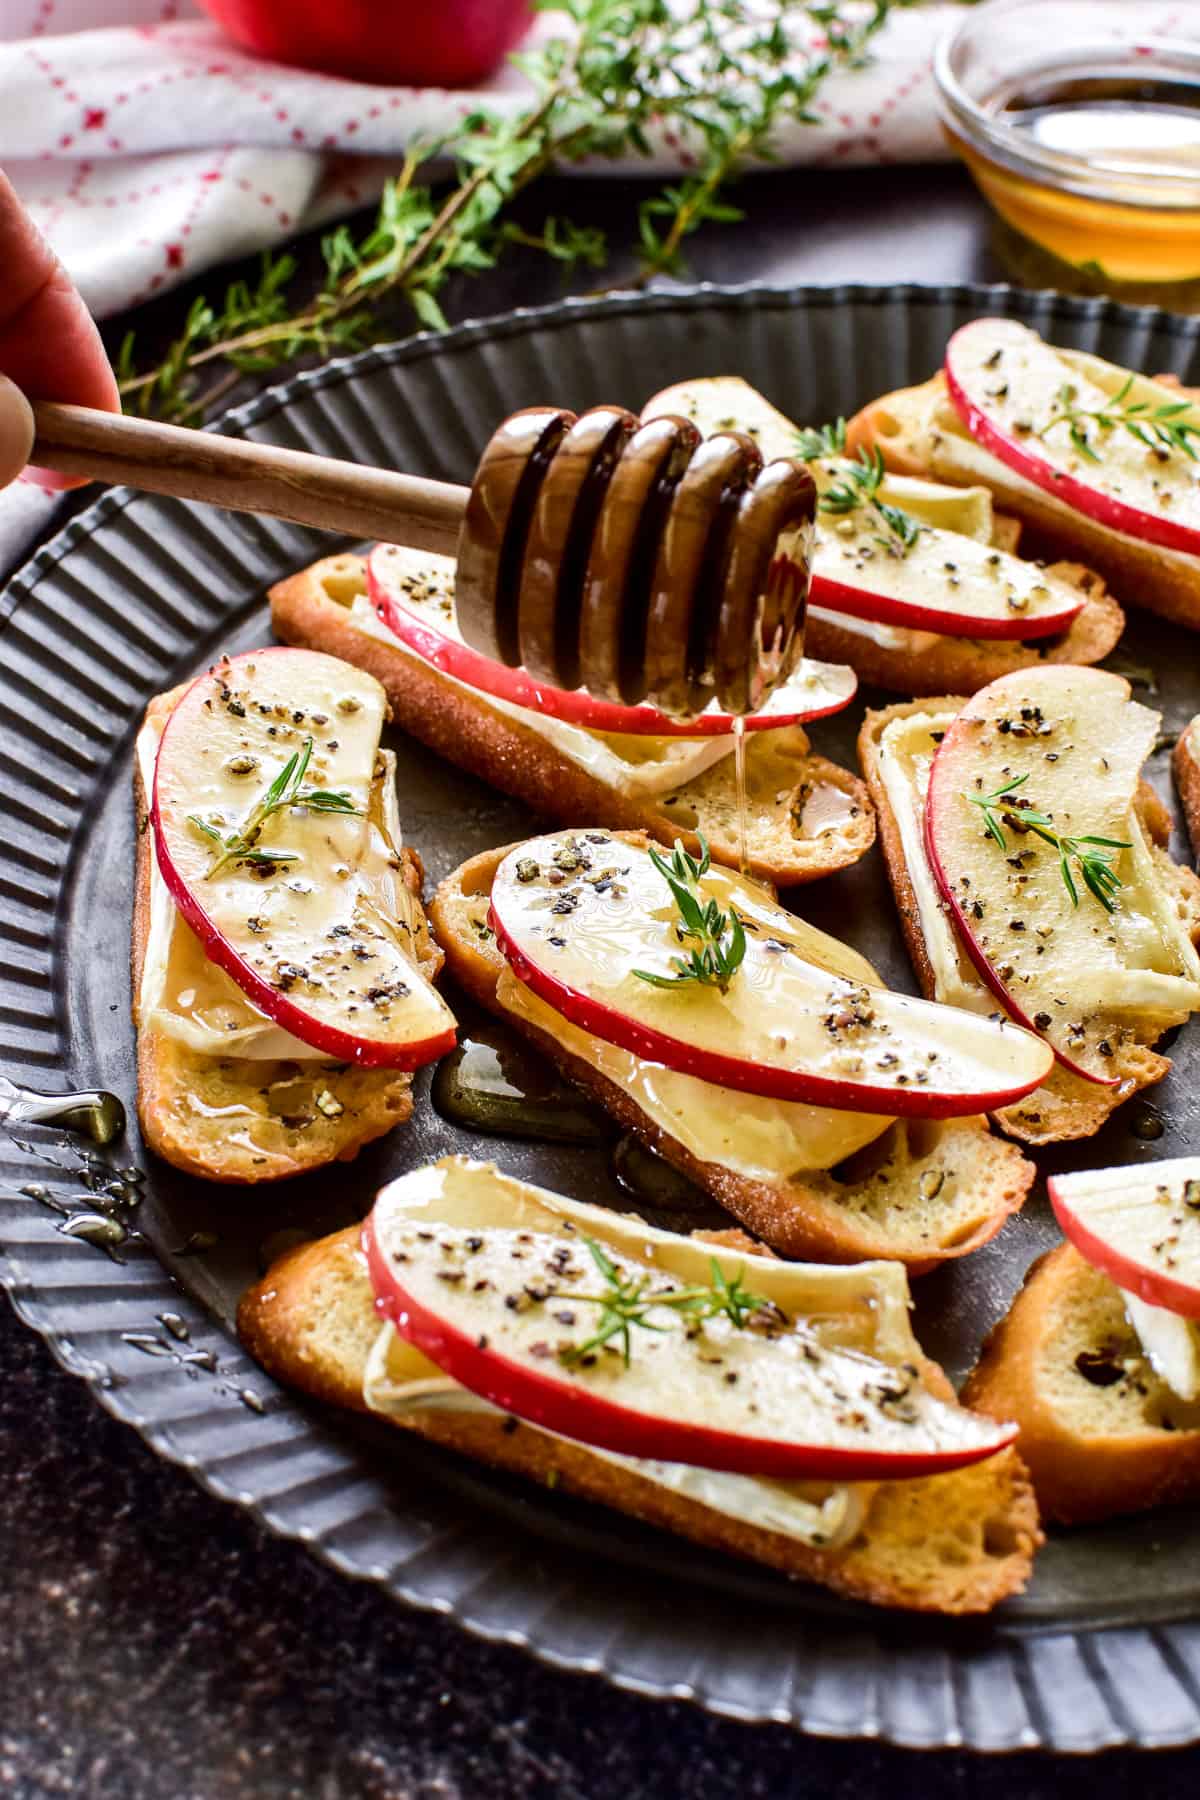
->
xmin=0 ymin=0 xmax=961 ymax=562
xmin=2 ymin=0 xmax=961 ymax=318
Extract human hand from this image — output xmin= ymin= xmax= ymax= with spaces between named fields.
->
xmin=0 ymin=170 xmax=120 ymax=491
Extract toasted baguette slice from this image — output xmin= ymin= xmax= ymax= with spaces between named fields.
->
xmin=847 ymin=370 xmax=1200 ymax=631
xmin=427 ymin=836 xmax=1037 ymax=1270
xmin=132 ymin=685 xmax=444 ymax=1184
xmin=858 ymin=698 xmax=1200 ymax=1146
xmin=269 ymin=553 xmax=874 ymax=888
xmin=238 ymin=1225 xmax=1041 ymax=1613
xmin=964 ymin=1243 xmax=1200 ymax=1526
xmin=1173 ymin=716 xmax=1200 ymax=860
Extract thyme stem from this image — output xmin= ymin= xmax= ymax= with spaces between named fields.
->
xmin=189 ymin=735 xmax=361 ymax=879
xmin=559 ymin=1238 xmax=776 ymax=1369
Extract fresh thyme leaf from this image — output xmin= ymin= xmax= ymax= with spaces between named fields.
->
xmin=192 ymin=734 xmax=361 ymax=879
xmin=187 ymin=814 xmax=223 ymax=846
xmin=559 ymin=1241 xmax=774 ymax=1369
xmin=115 ymin=1 xmax=911 ymax=425
xmin=1036 ymin=374 xmax=1200 ymax=465
xmin=965 ymin=777 xmax=1131 ymax=915
xmin=633 ymin=831 xmax=747 ymax=993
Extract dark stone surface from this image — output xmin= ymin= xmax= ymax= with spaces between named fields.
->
xmin=5 ymin=163 xmax=1199 ymax=1796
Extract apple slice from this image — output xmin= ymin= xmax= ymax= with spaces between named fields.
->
xmin=367 ymin=543 xmax=856 ymax=735
xmin=924 ymin=664 xmax=1200 ymax=1085
xmin=642 ymin=376 xmax=1085 ymax=640
xmin=487 ymin=830 xmax=1053 ymax=1116
xmin=1050 ymin=1158 xmax=1200 ymax=1321
xmin=945 ymin=318 xmax=1200 ymax=560
xmin=363 ymin=1159 xmax=1017 ymax=1479
xmin=152 ymin=647 xmax=456 ymax=1070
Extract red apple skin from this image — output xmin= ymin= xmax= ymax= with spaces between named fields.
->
xmin=1049 ymin=1178 xmax=1200 ymax=1320
xmin=944 ymin=323 xmax=1200 ymax=561
xmin=151 ymin=649 xmax=456 ymax=1072
xmin=921 ymin=717 xmax=1116 ymax=1092
xmin=367 ymin=549 xmax=855 ymax=736
xmin=362 ymin=1214 xmax=1016 ymax=1479
xmin=488 ymin=901 xmax=1050 ymax=1119
xmin=810 ymin=569 xmax=1082 ymax=642
xmin=196 ymin=0 xmax=531 ymax=88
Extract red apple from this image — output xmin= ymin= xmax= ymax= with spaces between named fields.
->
xmin=923 ymin=662 xmax=1200 ymax=1088
xmin=196 ymin=0 xmax=531 ymax=88
xmin=366 ymin=544 xmax=857 ymax=735
xmin=363 ymin=1171 xmax=1017 ymax=1479
xmin=1050 ymin=1159 xmax=1200 ymax=1320
xmin=152 ymin=647 xmax=456 ymax=1070
xmin=810 ymin=546 xmax=1082 ymax=642
xmin=642 ymin=375 xmax=1086 ymax=641
xmin=945 ymin=319 xmax=1200 ymax=561
xmin=487 ymin=831 xmax=1053 ymax=1116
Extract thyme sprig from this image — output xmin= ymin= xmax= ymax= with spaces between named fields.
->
xmin=115 ymin=0 xmax=916 ymax=425
xmin=559 ymin=1238 xmax=775 ymax=1368
xmin=633 ymin=832 xmax=747 ymax=993
xmin=189 ymin=735 xmax=360 ymax=879
xmin=1036 ymin=375 xmax=1200 ymax=466
xmin=966 ymin=774 xmax=1130 ymax=914
xmin=795 ymin=429 xmax=924 ymax=556
xmin=820 ymin=444 xmax=923 ymax=553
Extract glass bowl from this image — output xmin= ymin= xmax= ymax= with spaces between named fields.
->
xmin=935 ymin=0 xmax=1200 ymax=285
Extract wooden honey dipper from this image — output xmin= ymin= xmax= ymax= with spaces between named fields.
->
xmin=29 ymin=398 xmax=816 ymax=718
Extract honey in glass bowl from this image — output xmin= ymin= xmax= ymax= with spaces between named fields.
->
xmin=936 ymin=0 xmax=1200 ymax=288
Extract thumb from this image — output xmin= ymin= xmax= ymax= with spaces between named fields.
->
xmin=0 ymin=373 xmax=35 ymax=490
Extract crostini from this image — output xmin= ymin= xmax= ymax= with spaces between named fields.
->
xmin=846 ymin=318 xmax=1200 ymax=631
xmin=965 ymin=1155 xmax=1200 ymax=1526
xmin=641 ymin=374 xmax=1123 ymax=694
xmin=133 ymin=648 xmax=454 ymax=1182
xmin=428 ymin=827 xmax=1045 ymax=1270
xmin=239 ymin=1155 xmax=1042 ymax=1614
xmin=268 ymin=548 xmax=874 ymax=888
xmin=858 ymin=665 xmax=1200 ymax=1146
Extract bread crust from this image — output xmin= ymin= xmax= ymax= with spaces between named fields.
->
xmin=268 ymin=554 xmax=875 ymax=888
xmin=856 ymin=701 xmax=1197 ymax=1145
xmin=847 ymin=372 xmax=1200 ymax=631
xmin=237 ymin=1226 xmax=1041 ymax=1613
xmin=1173 ymin=719 xmax=1200 ymax=861
xmin=132 ymin=684 xmax=441 ymax=1183
xmin=427 ymin=836 xmax=1038 ymax=1272
xmin=807 ymin=560 xmax=1123 ymax=696
xmin=964 ymin=1242 xmax=1200 ymax=1526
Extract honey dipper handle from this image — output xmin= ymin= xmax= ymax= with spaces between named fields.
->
xmin=30 ymin=401 xmax=469 ymax=555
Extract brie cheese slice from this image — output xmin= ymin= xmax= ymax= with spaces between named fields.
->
xmin=1122 ymin=1291 xmax=1200 ymax=1402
